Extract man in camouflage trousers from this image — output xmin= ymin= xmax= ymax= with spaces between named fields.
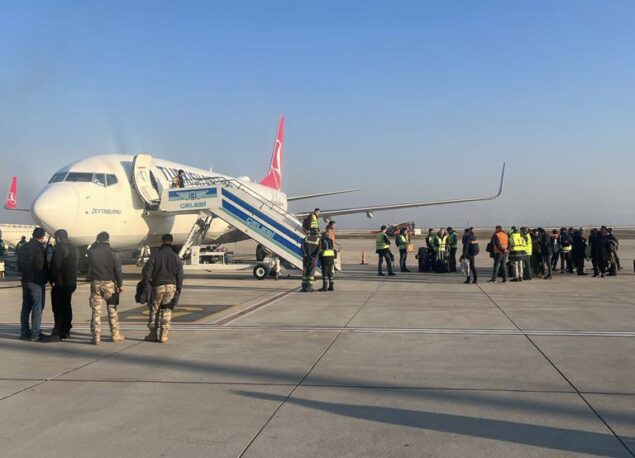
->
xmin=87 ymin=232 xmax=124 ymax=345
xmin=142 ymin=234 xmax=183 ymax=343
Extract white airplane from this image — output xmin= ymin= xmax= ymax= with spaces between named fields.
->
xmin=6 ymin=116 xmax=504 ymax=257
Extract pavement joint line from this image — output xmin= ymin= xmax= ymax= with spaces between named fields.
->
xmin=236 ymin=282 xmax=382 ymax=458
xmin=211 ymin=287 xmax=298 ymax=326
xmin=2 ymin=323 xmax=633 ymax=337
xmin=477 ymin=283 xmax=635 ymax=457
xmin=2 ymin=377 xmax=634 ymax=396
xmin=0 ymin=341 xmax=143 ymax=403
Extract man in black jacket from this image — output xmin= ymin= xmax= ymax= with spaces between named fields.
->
xmin=540 ymin=228 xmax=557 ymax=280
xmin=142 ymin=234 xmax=183 ymax=343
xmin=591 ymin=227 xmax=610 ymax=278
xmin=48 ymin=229 xmax=78 ymax=341
xmin=571 ymin=228 xmax=588 ymax=275
xmin=88 ymin=231 xmax=124 ymax=345
xmin=18 ymin=227 xmax=47 ymax=341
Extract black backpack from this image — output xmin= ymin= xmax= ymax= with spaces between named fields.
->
xmin=470 ymin=243 xmax=480 ymax=256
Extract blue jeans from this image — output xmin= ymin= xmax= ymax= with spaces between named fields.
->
xmin=21 ymin=282 xmax=45 ymax=339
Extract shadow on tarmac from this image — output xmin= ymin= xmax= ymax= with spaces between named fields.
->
xmin=1 ymin=335 xmax=634 ymax=436
xmin=236 ymin=390 xmax=633 ymax=457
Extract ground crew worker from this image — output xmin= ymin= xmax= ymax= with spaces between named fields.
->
xmin=508 ymin=227 xmax=527 ymax=282
xmin=521 ymin=227 xmax=533 ymax=280
xmin=488 ymin=225 xmax=509 ymax=283
xmin=301 ymin=228 xmax=321 ymax=292
xmin=432 ymin=227 xmax=448 ymax=262
xmin=396 ymin=228 xmax=410 ymax=272
xmin=16 ymin=236 xmax=27 ymax=252
xmin=325 ymin=220 xmax=341 ymax=272
xmin=48 ymin=229 xmax=78 ymax=341
xmin=319 ymin=232 xmax=336 ymax=291
xmin=325 ymin=220 xmax=336 ymax=242
xmin=302 ymin=208 xmax=321 ymax=233
xmin=559 ymin=227 xmax=573 ymax=273
xmin=177 ymin=169 xmax=187 ymax=187
xmin=424 ymin=228 xmax=436 ymax=272
xmin=142 ymin=234 xmax=184 ymax=343
xmin=87 ymin=231 xmax=124 ymax=345
xmin=376 ymin=225 xmax=395 ymax=276
xmin=447 ymin=227 xmax=459 ymax=272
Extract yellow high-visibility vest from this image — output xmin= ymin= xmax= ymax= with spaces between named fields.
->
xmin=522 ymin=234 xmax=532 ymax=256
xmin=510 ymin=232 xmax=526 ymax=252
xmin=376 ymin=233 xmax=389 ymax=250
xmin=436 ymin=235 xmax=448 ymax=252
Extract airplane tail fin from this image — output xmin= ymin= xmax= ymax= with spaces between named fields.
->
xmin=259 ymin=115 xmax=284 ymax=191
xmin=4 ymin=176 xmax=18 ymax=210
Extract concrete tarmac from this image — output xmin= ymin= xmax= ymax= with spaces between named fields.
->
xmin=0 ymin=238 xmax=634 ymax=457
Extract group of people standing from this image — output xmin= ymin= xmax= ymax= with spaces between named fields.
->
xmin=488 ymin=225 xmax=622 ymax=283
xmin=369 ymin=224 xmax=623 ymax=285
xmin=17 ymin=228 xmax=183 ymax=345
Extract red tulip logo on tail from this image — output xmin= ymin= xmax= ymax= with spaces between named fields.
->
xmin=4 ymin=176 xmax=17 ymax=209
xmin=260 ymin=115 xmax=285 ymax=191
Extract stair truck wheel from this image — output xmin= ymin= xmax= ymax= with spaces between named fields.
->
xmin=253 ymin=264 xmax=269 ymax=280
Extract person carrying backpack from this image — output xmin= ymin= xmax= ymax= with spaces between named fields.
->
xmin=142 ymin=234 xmax=184 ymax=343
xmin=461 ymin=227 xmax=479 ymax=284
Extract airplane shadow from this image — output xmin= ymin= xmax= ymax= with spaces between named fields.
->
xmin=236 ymin=390 xmax=632 ymax=457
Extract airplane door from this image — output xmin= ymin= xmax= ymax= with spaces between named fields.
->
xmin=132 ymin=154 xmax=161 ymax=205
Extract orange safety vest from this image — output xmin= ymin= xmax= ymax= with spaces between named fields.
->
xmin=493 ymin=232 xmax=509 ymax=254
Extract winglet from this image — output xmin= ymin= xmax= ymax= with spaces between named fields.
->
xmin=260 ymin=115 xmax=285 ymax=191
xmin=4 ymin=176 xmax=17 ymax=209
xmin=496 ymin=162 xmax=506 ymax=198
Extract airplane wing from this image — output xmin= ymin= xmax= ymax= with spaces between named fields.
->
xmin=287 ymin=188 xmax=360 ymax=202
xmin=295 ymin=163 xmax=505 ymax=219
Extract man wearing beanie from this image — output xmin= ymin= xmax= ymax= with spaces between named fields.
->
xmin=47 ymin=229 xmax=78 ymax=341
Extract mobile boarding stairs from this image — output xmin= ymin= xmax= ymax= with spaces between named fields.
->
xmin=138 ymin=173 xmax=317 ymax=279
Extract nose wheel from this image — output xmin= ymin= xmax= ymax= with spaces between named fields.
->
xmin=253 ymin=263 xmax=269 ymax=280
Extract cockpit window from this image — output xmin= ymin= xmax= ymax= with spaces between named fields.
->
xmin=49 ymin=172 xmax=67 ymax=183
xmin=65 ymin=172 xmax=94 ymax=182
xmin=93 ymin=174 xmax=106 ymax=187
xmin=106 ymin=174 xmax=118 ymax=186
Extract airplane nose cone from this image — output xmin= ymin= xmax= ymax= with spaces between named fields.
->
xmin=32 ymin=186 xmax=79 ymax=234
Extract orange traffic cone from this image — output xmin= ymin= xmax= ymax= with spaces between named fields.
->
xmin=360 ymin=251 xmax=368 ymax=265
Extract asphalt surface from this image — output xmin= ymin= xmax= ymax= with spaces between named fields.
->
xmin=0 ymin=238 xmax=633 ymax=457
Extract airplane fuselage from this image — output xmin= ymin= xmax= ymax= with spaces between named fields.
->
xmin=31 ymin=154 xmax=288 ymax=251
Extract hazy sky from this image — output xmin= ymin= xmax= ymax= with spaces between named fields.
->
xmin=1 ymin=0 xmax=634 ymax=228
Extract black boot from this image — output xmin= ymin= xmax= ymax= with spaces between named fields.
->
xmin=464 ymin=277 xmax=471 ymax=284
xmin=319 ymin=281 xmax=328 ymax=292
xmin=328 ymin=282 xmax=334 ymax=291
